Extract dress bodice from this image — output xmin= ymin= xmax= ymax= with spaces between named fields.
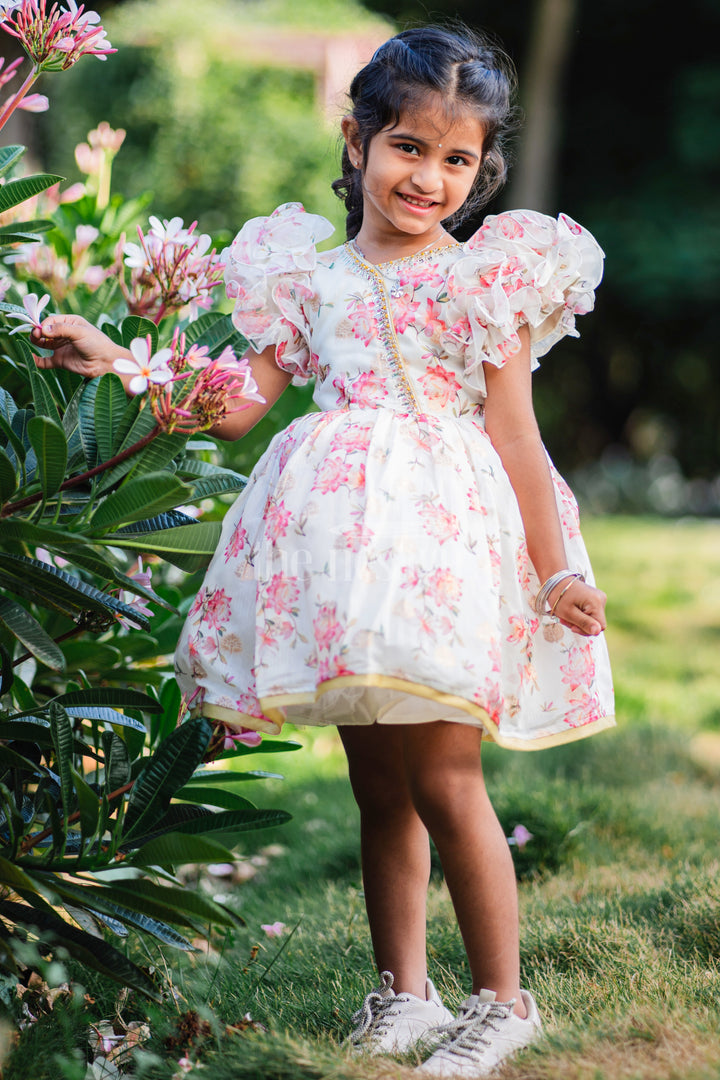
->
xmin=222 ymin=202 xmax=605 ymax=421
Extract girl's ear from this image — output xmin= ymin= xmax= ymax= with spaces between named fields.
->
xmin=341 ymin=114 xmax=362 ymax=167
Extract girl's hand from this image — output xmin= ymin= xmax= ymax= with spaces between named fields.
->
xmin=31 ymin=314 xmax=130 ymax=380
xmin=549 ymin=579 xmax=607 ymax=637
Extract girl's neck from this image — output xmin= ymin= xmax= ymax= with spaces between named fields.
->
xmin=351 ymin=226 xmax=454 ymax=265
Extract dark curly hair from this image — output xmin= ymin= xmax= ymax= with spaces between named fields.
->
xmin=332 ymin=25 xmax=517 ymax=240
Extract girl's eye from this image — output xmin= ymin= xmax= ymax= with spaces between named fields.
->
xmin=446 ymin=155 xmax=468 ymax=166
xmin=397 ymin=143 xmax=419 ymax=155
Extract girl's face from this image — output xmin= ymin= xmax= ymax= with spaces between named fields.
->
xmin=343 ymin=96 xmax=484 ymax=255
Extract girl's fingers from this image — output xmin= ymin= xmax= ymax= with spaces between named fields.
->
xmin=555 ymin=585 xmax=607 ymax=637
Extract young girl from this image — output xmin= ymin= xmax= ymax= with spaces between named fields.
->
xmin=34 ymin=24 xmax=613 ymax=1077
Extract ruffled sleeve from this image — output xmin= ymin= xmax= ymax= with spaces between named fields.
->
xmin=442 ymin=209 xmax=604 ymax=396
xmin=222 ymin=202 xmax=335 ymax=383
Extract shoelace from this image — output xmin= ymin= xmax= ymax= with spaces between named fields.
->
xmin=349 ymin=990 xmax=399 ymax=1044
xmin=432 ymin=999 xmax=514 ymax=1061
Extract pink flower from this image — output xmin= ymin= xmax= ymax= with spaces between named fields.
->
xmin=390 ymin=292 xmax=421 ymax=333
xmin=418 ymin=362 xmax=462 ymax=407
xmin=261 ymin=921 xmax=286 ymax=938
xmin=313 ymin=602 xmax=344 ymax=649
xmin=2 ymin=0 xmax=115 ymax=72
xmin=425 ymin=567 xmax=462 ymax=607
xmin=222 ymin=725 xmax=262 ymax=750
xmin=264 ymin=499 xmax=292 ymax=543
xmin=339 ymin=521 xmax=374 ymax=553
xmin=507 ymin=824 xmax=533 ymax=849
xmin=312 ymin=456 xmax=352 ymax=494
xmin=418 ymin=502 xmax=460 ymax=545
xmin=203 ymin=588 xmax=232 ymax=630
xmin=347 ymin=371 xmax=388 ymax=408
xmin=347 ymin=298 xmax=378 ymax=345
xmin=263 ymin=573 xmax=299 ymax=615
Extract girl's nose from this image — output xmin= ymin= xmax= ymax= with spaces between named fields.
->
xmin=411 ymin=156 xmax=442 ymax=193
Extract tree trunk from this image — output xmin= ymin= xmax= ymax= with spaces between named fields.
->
xmin=505 ymin=0 xmax=577 ymax=212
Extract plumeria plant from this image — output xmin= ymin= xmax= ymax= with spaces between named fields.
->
xmin=0 ymin=1 xmax=298 ymax=1004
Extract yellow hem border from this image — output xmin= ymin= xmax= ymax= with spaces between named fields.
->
xmin=258 ymin=674 xmax=615 ymax=751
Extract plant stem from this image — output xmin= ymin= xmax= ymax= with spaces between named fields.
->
xmin=0 ymin=68 xmax=39 ymax=132
xmin=20 ymin=780 xmax=135 ymax=854
xmin=1 ymin=426 xmax=162 ymax=518
xmin=12 ymin=625 xmax=86 ymax=668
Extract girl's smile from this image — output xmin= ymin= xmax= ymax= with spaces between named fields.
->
xmin=343 ymin=98 xmax=485 ymax=262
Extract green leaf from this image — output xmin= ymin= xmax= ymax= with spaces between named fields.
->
xmin=88 ymin=472 xmax=190 ymax=532
xmin=123 ymin=432 xmax=188 ymax=481
xmin=51 ymin=687 xmax=163 ymax=713
xmin=101 ymin=521 xmax=221 ymax=557
xmin=183 ymin=769 xmax=289 ymax=785
xmin=123 ymin=717 xmax=212 ymax=839
xmin=124 ymin=831 xmax=235 ymax=868
xmin=184 ymin=472 xmax=247 ymax=501
xmin=0 ymin=174 xmax=65 ymax=214
xmin=0 ymin=856 xmax=50 ymax=899
xmin=0 ymin=641 xmax=13 ymax=697
xmin=48 ymin=703 xmax=74 ymax=827
xmin=121 ymin=317 xmax=158 ymax=354
xmin=71 ymin=766 xmax=100 ymax=837
xmin=191 ymin=313 xmax=248 ymax=359
xmin=155 ymin=807 xmax=291 ymax=841
xmin=78 ymin=377 xmax=100 ymax=468
xmin=0 ymin=553 xmax=150 ymax=630
xmin=0 ymin=145 xmax=25 ymax=178
xmin=0 ymin=596 xmax=65 ymax=670
xmin=0 ymin=412 xmax=26 ymax=466
xmin=27 ymin=415 xmax=68 ymax=496
xmin=101 ymin=731 xmax=131 ymax=791
xmin=174 ymin=786 xmax=256 ymax=811
xmin=0 ymin=446 xmax=18 ymax=503
xmin=0 ymin=899 xmax=161 ymax=999
xmin=15 ymin=337 xmax=60 ymax=422
xmin=94 ymin=372 xmax=129 ymax=462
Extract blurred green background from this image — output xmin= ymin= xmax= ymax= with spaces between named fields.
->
xmin=20 ymin=0 xmax=720 ymax=508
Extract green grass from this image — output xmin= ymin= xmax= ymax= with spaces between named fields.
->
xmin=6 ymin=516 xmax=720 ymax=1080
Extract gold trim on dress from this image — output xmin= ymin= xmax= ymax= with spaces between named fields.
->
xmin=343 ymin=244 xmax=420 ymax=414
xmin=190 ymin=701 xmax=282 ymax=736
xmin=207 ymin=673 xmax=614 ymax=751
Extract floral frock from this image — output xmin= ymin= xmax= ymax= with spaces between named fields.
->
xmin=175 ymin=203 xmax=615 ymax=749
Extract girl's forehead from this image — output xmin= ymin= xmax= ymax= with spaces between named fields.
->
xmin=381 ymin=101 xmax=485 ymax=149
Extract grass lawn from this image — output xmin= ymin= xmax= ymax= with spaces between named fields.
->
xmin=6 ymin=516 xmax=720 ymax=1080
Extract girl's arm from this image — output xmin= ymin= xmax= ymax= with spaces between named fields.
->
xmin=483 ymin=325 xmax=607 ymax=637
xmin=31 ymin=314 xmax=291 ymax=440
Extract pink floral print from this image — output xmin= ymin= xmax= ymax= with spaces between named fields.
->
xmin=174 ymin=203 xmax=614 ymax=750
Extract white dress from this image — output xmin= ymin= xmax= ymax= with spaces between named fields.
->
xmin=175 ymin=203 xmax=615 ymax=749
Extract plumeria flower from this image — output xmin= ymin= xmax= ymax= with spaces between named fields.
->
xmin=261 ymin=921 xmax=286 ymax=938
xmin=15 ymin=91 xmax=48 ymax=112
xmin=0 ymin=55 xmax=23 ymax=88
xmin=116 ymin=558 xmax=158 ymax=629
xmin=222 ymin=725 xmax=262 ymax=750
xmin=6 ymin=291 xmax=50 ymax=333
xmin=113 ymin=336 xmax=173 ymax=395
xmin=507 ymin=824 xmax=534 ymax=849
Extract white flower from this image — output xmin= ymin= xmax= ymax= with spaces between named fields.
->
xmin=6 ymin=292 xmax=51 ymax=334
xmin=113 ymin=337 xmax=173 ymax=395
xmin=123 ymin=240 xmax=151 ymax=270
xmin=148 ymin=215 xmax=191 ymax=246
xmin=61 ymin=0 xmax=102 ymax=25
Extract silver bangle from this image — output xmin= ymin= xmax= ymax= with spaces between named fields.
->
xmin=534 ymin=571 xmax=585 ymax=617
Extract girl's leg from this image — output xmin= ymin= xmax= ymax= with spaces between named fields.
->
xmin=401 ymin=721 xmax=526 ymax=1015
xmin=339 ymin=723 xmax=431 ymax=998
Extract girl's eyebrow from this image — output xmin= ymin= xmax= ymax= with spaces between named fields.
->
xmin=389 ymin=131 xmax=481 ymax=160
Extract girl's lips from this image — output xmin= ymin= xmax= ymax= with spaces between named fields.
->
xmin=398 ymin=193 xmax=438 ymax=211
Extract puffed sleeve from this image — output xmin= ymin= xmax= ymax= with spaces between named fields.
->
xmin=222 ymin=202 xmax=335 ymax=383
xmin=441 ymin=209 xmax=604 ymax=396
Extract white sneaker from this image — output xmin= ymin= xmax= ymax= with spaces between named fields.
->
xmin=418 ymin=988 xmax=542 ymax=1077
xmin=348 ymin=970 xmax=455 ymax=1055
